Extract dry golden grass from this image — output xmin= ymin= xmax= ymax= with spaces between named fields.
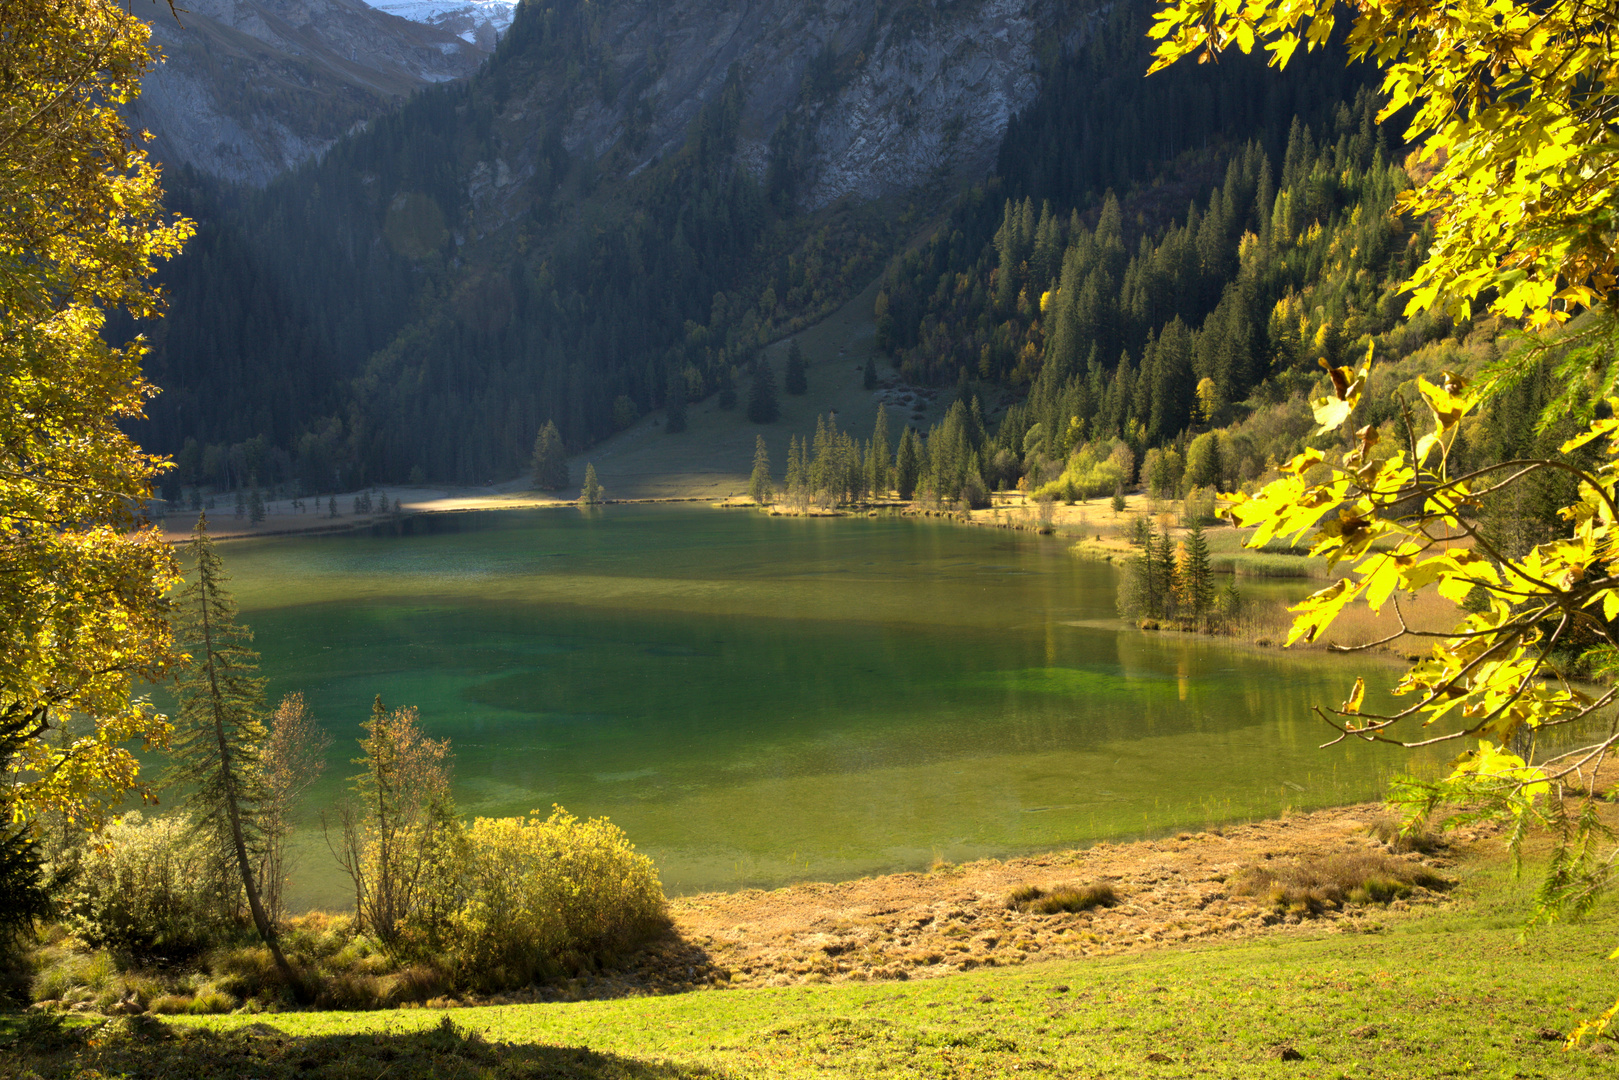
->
xmin=1005 ymin=883 xmax=1119 ymax=914
xmin=1232 ymin=851 xmax=1454 ymax=916
xmin=1232 ymin=586 xmax=1459 ymax=653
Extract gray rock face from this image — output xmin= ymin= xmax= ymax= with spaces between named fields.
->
xmin=524 ymin=0 xmax=1077 ymax=212
xmin=131 ymin=0 xmax=484 ymax=186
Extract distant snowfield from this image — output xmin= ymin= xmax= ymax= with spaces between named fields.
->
xmin=362 ymin=0 xmax=516 ymax=44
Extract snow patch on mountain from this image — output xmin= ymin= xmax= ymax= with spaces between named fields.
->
xmin=362 ymin=0 xmax=515 ymax=47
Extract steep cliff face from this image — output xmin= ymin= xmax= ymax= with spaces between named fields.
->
xmin=493 ymin=0 xmax=1079 ymax=213
xmin=131 ymin=0 xmax=484 ymax=185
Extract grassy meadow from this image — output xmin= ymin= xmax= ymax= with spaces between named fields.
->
xmin=6 ymin=858 xmax=1616 ymax=1079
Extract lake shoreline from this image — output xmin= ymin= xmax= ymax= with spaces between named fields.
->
xmin=402 ymin=799 xmax=1489 ymax=1007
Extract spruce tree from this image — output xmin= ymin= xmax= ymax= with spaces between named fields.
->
xmin=1180 ymin=522 xmax=1215 ymax=621
xmin=531 ymin=421 xmax=569 ymax=489
xmin=784 ymin=340 xmax=807 ymax=395
xmin=717 ymin=367 xmax=737 ymax=410
xmin=895 ymin=426 xmax=920 ymax=500
xmin=747 ymin=359 xmax=779 ymax=423
xmin=170 ymin=514 xmax=298 ymax=990
xmin=868 ymin=405 xmax=891 ymax=496
xmin=665 ymin=372 xmax=688 ymax=434
xmin=748 ymin=435 xmax=773 ymax=505
xmin=579 ymin=463 xmax=603 ymax=505
xmin=787 ymin=435 xmax=809 ymax=511
xmin=1154 ymin=526 xmax=1179 ymax=620
xmin=863 ymin=354 xmax=877 ymax=389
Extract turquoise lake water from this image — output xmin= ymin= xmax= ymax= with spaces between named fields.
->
xmin=209 ymin=505 xmax=1429 ymax=908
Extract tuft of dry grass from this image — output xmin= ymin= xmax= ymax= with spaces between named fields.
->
xmin=1368 ymin=816 xmax=1446 ymax=855
xmin=1233 ymin=852 xmax=1453 ymax=916
xmin=1005 ymin=883 xmax=1118 ymax=914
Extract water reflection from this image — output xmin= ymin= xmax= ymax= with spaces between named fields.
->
xmin=211 ymin=506 xmax=1437 ymax=907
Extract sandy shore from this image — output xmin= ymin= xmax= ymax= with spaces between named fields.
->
xmin=448 ymin=800 xmax=1490 ymax=1005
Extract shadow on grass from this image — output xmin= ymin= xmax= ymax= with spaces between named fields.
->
xmin=565 ymin=931 xmax=729 ymax=1002
xmin=0 ymin=1012 xmax=731 ymax=1080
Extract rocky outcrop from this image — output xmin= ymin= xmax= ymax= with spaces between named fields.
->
xmin=490 ymin=0 xmax=1087 ymax=214
xmin=131 ymin=0 xmax=485 ymax=185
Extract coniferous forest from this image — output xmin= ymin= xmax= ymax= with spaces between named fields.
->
xmin=125 ymin=0 xmax=1410 ymax=499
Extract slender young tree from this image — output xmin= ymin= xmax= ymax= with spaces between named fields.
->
xmin=170 ymin=514 xmax=298 ymax=989
xmin=787 ymin=435 xmax=810 ymax=512
xmin=259 ymin=693 xmax=329 ymax=926
xmin=784 ymin=340 xmax=808 ymax=395
xmin=748 ymin=435 xmax=773 ymax=505
xmin=867 ymin=406 xmax=891 ymax=496
xmin=531 ymin=421 xmax=569 ymax=490
xmin=332 ymin=696 xmax=453 ymax=946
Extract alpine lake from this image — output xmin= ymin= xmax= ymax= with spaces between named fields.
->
xmin=203 ymin=504 xmax=1438 ymax=910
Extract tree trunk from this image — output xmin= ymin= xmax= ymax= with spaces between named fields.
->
xmin=197 ymin=578 xmax=305 ymax=1001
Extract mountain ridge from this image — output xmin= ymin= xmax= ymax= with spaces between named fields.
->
xmin=132 ymin=0 xmax=486 ymax=185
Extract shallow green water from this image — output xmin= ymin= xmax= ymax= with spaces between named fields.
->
xmin=211 ymin=505 xmax=1430 ymax=908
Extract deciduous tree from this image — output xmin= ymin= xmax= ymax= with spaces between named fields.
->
xmin=1 ymin=0 xmax=193 ymax=912
xmin=331 ymin=696 xmax=455 ymax=948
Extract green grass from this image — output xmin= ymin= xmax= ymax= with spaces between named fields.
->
xmin=6 ymin=863 xmax=1617 ymax=1078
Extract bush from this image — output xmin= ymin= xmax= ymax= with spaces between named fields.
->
xmin=1181 ymin=486 xmax=1218 ymax=526
xmin=448 ymin=808 xmax=667 ymax=991
xmin=1006 ymin=882 xmax=1118 ymax=914
xmin=1234 ymin=852 xmax=1453 ymax=916
xmin=63 ymin=812 xmax=228 ymax=963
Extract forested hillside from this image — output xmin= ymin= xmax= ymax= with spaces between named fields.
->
xmin=872 ymin=3 xmax=1427 ymax=493
xmin=133 ymin=0 xmax=1497 ymax=498
xmin=135 ymin=0 xmax=1065 ymax=492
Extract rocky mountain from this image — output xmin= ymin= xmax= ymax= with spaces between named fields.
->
xmin=360 ymin=0 xmax=517 ymax=48
xmin=143 ymin=0 xmax=1342 ymax=491
xmin=131 ymin=0 xmax=486 ymax=185
xmin=479 ymin=0 xmax=1083 ymax=216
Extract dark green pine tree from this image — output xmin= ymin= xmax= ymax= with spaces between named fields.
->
xmin=784 ymin=340 xmax=808 ymax=396
xmin=665 ymin=372 xmax=688 ymax=435
xmin=866 ymin=405 xmax=890 ymax=496
xmin=531 ymin=421 xmax=570 ymax=490
xmin=1153 ymin=526 xmax=1179 ymax=620
xmin=748 ymin=435 xmax=773 ymax=505
xmin=895 ymin=426 xmax=920 ymax=500
xmin=717 ymin=367 xmax=738 ymax=411
xmin=170 ymin=514 xmax=299 ymax=990
xmin=1123 ymin=520 xmax=1163 ymax=621
xmin=863 ymin=354 xmax=877 ymax=390
xmin=579 ymin=463 xmax=603 ymax=505
xmin=1180 ymin=522 xmax=1215 ymax=621
xmin=748 ymin=359 xmax=780 ymax=423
